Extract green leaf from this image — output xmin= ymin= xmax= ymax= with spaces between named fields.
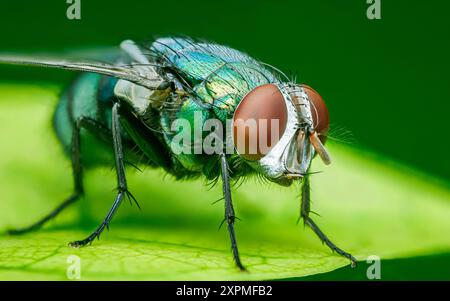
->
xmin=0 ymin=84 xmax=449 ymax=280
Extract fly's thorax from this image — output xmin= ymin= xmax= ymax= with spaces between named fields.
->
xmin=160 ymin=93 xmax=218 ymax=172
xmin=232 ymin=83 xmax=331 ymax=182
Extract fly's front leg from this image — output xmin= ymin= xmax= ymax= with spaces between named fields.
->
xmin=220 ymin=154 xmax=245 ymax=271
xmin=300 ymin=174 xmax=357 ymax=267
xmin=69 ymin=103 xmax=136 ymax=248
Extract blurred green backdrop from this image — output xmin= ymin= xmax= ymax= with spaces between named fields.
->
xmin=0 ymin=0 xmax=450 ymax=280
xmin=0 ymin=0 xmax=449 ymax=180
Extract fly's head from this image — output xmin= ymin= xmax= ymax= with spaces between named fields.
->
xmin=232 ymin=83 xmax=331 ymax=186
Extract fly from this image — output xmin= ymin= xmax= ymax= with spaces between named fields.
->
xmin=0 ymin=37 xmax=357 ymax=270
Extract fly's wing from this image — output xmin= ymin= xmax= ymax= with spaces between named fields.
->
xmin=148 ymin=37 xmax=283 ymax=114
xmin=113 ymin=40 xmax=169 ymax=115
xmin=0 ymin=54 xmax=162 ymax=91
xmin=0 ymin=41 xmax=169 ymax=116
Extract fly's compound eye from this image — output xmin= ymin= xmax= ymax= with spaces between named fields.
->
xmin=301 ymin=84 xmax=330 ymax=141
xmin=232 ymin=84 xmax=287 ymax=161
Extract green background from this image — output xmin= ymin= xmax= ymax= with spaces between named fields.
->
xmin=0 ymin=0 xmax=449 ymax=280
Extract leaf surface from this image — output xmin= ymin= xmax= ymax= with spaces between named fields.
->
xmin=0 ymin=84 xmax=449 ymax=280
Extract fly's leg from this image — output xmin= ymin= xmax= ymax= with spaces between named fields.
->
xmin=6 ymin=116 xmax=115 ymax=235
xmin=69 ymin=103 xmax=135 ymax=248
xmin=300 ymin=174 xmax=357 ymax=267
xmin=220 ymin=153 xmax=245 ymax=271
xmin=6 ymin=117 xmax=88 ymax=235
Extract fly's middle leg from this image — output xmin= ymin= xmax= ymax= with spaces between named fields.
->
xmin=300 ymin=174 xmax=357 ymax=267
xmin=220 ymin=153 xmax=245 ymax=271
xmin=69 ymin=103 xmax=137 ymax=248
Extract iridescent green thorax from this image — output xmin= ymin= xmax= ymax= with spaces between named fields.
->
xmin=150 ymin=38 xmax=282 ymax=172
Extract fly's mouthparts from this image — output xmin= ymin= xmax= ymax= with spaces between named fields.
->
xmin=284 ymin=173 xmax=304 ymax=179
xmin=310 ymin=131 xmax=332 ymax=165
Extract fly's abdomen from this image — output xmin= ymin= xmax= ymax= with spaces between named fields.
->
xmin=53 ymin=73 xmax=115 ymax=166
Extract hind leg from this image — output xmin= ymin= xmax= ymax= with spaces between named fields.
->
xmin=7 ymin=118 xmax=86 ymax=235
xmin=7 ymin=117 xmax=114 ymax=235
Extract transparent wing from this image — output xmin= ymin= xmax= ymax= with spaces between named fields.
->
xmin=0 ymin=41 xmax=164 ymax=90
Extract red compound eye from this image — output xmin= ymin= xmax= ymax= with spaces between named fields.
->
xmin=233 ymin=84 xmax=288 ymax=161
xmin=301 ymin=84 xmax=330 ymax=140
